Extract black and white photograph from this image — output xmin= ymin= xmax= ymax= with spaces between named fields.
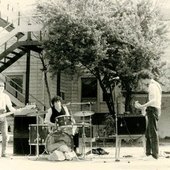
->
xmin=0 ymin=0 xmax=170 ymax=169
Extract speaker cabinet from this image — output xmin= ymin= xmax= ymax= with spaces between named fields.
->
xmin=117 ymin=115 xmax=146 ymax=135
xmin=92 ymin=113 xmax=107 ymax=125
xmin=13 ymin=116 xmax=36 ymax=155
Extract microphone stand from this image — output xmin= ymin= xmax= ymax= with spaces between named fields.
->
xmin=35 ymin=110 xmax=40 ymax=160
xmin=89 ymin=103 xmax=92 ymax=155
xmin=67 ymin=102 xmax=93 ymax=160
xmin=113 ymin=80 xmax=120 ymax=162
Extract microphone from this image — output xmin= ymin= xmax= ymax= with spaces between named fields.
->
xmin=90 ymin=102 xmax=96 ymax=105
xmin=112 ymin=76 xmax=120 ymax=80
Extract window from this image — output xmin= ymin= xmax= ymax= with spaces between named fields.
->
xmin=81 ymin=77 xmax=97 ymax=99
xmin=5 ymin=75 xmax=24 ymax=103
xmin=6 ymin=75 xmax=23 ymax=93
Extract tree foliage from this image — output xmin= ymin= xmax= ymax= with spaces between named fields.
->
xmin=36 ymin=0 xmax=168 ymax=116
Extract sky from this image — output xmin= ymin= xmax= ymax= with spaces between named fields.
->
xmin=1 ymin=0 xmax=170 ymax=13
xmin=0 ymin=0 xmax=170 ymax=10
xmin=0 ymin=0 xmax=37 ymax=22
xmin=0 ymin=0 xmax=37 ymax=14
xmin=0 ymin=0 xmax=170 ymax=23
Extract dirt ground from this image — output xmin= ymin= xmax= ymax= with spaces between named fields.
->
xmin=1 ymin=139 xmax=170 ymax=170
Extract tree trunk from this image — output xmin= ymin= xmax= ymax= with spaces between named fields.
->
xmin=39 ymin=54 xmax=51 ymax=107
xmin=98 ymin=78 xmax=115 ymax=118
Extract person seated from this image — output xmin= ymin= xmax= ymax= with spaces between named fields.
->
xmin=44 ymin=96 xmax=80 ymax=159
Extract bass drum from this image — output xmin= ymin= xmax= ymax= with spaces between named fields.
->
xmin=45 ymin=130 xmax=74 ymax=154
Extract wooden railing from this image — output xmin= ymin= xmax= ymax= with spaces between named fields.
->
xmin=0 ymin=73 xmax=47 ymax=110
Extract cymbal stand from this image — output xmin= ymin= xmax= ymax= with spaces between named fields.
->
xmin=34 ymin=110 xmax=46 ymax=160
xmin=67 ymin=102 xmax=92 ymax=159
xmin=79 ymin=103 xmax=93 ymax=158
xmin=81 ymin=113 xmax=86 ymax=159
xmin=28 ymin=110 xmax=41 ymax=160
xmin=35 ymin=111 xmax=40 ymax=159
xmin=89 ymin=103 xmax=93 ymax=155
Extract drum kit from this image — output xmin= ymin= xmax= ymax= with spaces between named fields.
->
xmin=28 ymin=109 xmax=94 ymax=159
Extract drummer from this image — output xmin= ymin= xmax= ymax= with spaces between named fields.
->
xmin=44 ymin=95 xmax=80 ymax=156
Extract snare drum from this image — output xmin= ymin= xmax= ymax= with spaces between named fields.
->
xmin=45 ymin=130 xmax=73 ymax=153
xmin=55 ymin=115 xmax=77 ymax=135
xmin=55 ymin=115 xmax=73 ymax=128
xmin=29 ymin=124 xmax=49 ymax=145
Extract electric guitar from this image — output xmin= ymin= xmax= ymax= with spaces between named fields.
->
xmin=0 ymin=104 xmax=37 ymax=118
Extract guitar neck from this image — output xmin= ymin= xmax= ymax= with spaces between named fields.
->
xmin=0 ymin=111 xmax=14 ymax=118
xmin=0 ymin=104 xmax=36 ymax=118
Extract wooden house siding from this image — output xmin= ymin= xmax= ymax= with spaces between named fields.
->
xmin=2 ymin=54 xmax=51 ymax=109
xmin=3 ymin=55 xmax=170 ymax=139
xmin=157 ymin=94 xmax=170 ymax=138
xmin=60 ymin=73 xmax=81 ymax=113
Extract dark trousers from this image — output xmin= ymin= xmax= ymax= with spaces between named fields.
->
xmin=145 ymin=106 xmax=159 ymax=158
xmin=73 ymin=133 xmax=79 ymax=151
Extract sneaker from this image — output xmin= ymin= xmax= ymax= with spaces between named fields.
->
xmin=143 ymin=155 xmax=157 ymax=161
xmin=146 ymin=153 xmax=152 ymax=156
xmin=1 ymin=154 xmax=9 ymax=158
xmin=152 ymin=154 xmax=158 ymax=159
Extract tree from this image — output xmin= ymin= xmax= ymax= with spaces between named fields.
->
xmin=36 ymin=0 xmax=167 ymax=117
xmin=39 ymin=53 xmax=52 ymax=106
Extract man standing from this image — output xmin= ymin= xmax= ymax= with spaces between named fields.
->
xmin=135 ymin=70 xmax=162 ymax=160
xmin=0 ymin=80 xmax=16 ymax=157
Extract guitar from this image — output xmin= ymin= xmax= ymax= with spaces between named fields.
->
xmin=134 ymin=101 xmax=146 ymax=116
xmin=0 ymin=104 xmax=37 ymax=118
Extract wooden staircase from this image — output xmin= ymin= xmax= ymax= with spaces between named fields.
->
xmin=0 ymin=15 xmax=45 ymax=108
xmin=0 ymin=18 xmax=14 ymax=32
xmin=0 ymin=39 xmax=43 ymax=72
xmin=0 ymin=15 xmax=43 ymax=72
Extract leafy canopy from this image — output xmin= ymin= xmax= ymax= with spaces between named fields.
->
xmin=36 ymin=0 xmax=167 ymax=115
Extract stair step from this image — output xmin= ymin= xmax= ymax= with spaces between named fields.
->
xmin=5 ymin=56 xmax=13 ymax=60
xmin=0 ymin=61 xmax=5 ymax=64
xmin=17 ymin=46 xmax=26 ymax=51
xmin=0 ymin=18 xmax=14 ymax=32
xmin=11 ymin=51 xmax=19 ymax=55
xmin=15 ymin=32 xmax=25 ymax=39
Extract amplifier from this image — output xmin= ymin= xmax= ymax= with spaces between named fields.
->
xmin=13 ymin=116 xmax=45 ymax=155
xmin=117 ymin=114 xmax=146 ymax=135
xmin=13 ymin=116 xmax=36 ymax=155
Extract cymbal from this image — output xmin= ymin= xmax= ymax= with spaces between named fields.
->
xmin=27 ymin=110 xmax=47 ymax=116
xmin=38 ymin=111 xmax=47 ymax=114
xmin=73 ymin=111 xmax=94 ymax=117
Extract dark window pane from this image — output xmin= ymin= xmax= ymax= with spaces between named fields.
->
xmin=81 ymin=77 xmax=97 ymax=98
xmin=7 ymin=75 xmax=23 ymax=93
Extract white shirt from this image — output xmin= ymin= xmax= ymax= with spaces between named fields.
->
xmin=148 ymin=79 xmax=162 ymax=109
xmin=0 ymin=92 xmax=16 ymax=112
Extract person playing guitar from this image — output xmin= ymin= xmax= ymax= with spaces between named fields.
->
xmin=0 ymin=80 xmax=16 ymax=157
xmin=0 ymin=80 xmax=36 ymax=157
